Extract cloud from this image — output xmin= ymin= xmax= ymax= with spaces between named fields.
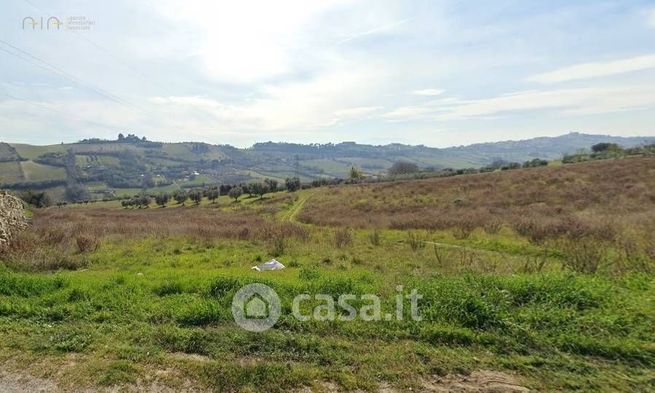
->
xmin=412 ymin=89 xmax=444 ymax=96
xmin=151 ymin=0 xmax=354 ymax=83
xmin=529 ymin=54 xmax=655 ymax=83
xmin=382 ymin=106 xmax=435 ymax=121
xmin=435 ymin=87 xmax=655 ymax=120
xmin=333 ymin=106 xmax=382 ymax=119
xmin=145 ymin=66 xmax=390 ymax=134
xmin=338 ymin=19 xmax=409 ymax=44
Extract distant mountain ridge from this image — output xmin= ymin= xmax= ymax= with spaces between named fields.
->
xmin=0 ymin=132 xmax=653 ymax=200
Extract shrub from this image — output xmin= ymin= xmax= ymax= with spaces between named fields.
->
xmin=368 ymin=230 xmax=381 ymax=246
xmin=76 ymin=235 xmax=99 ymax=253
xmin=388 ymin=161 xmax=419 ymax=175
xmin=407 ymin=231 xmax=425 ymax=251
xmin=334 ymin=228 xmax=353 ymax=248
xmin=560 ymin=237 xmax=606 ymax=274
xmin=268 ymin=236 xmax=285 ymax=257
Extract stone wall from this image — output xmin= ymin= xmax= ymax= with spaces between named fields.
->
xmin=0 ymin=191 xmax=27 ymax=248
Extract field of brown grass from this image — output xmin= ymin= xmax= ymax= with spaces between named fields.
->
xmin=299 ymin=157 xmax=655 ymax=272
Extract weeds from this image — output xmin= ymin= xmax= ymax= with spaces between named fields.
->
xmin=368 ymin=230 xmax=381 ymax=246
xmin=76 ymin=235 xmax=99 ymax=253
xmin=334 ymin=228 xmax=353 ymax=248
xmin=407 ymin=231 xmax=425 ymax=251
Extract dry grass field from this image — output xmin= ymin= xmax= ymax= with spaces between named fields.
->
xmin=0 ymin=158 xmax=654 ymax=392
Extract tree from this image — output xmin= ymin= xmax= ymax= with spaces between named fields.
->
xmin=522 ymin=158 xmax=548 ymax=168
xmin=141 ymin=172 xmax=155 ymax=188
xmin=501 ymin=162 xmax=521 ymax=170
xmin=242 ymin=183 xmax=253 ymax=197
xmin=285 ymin=177 xmax=301 ymax=192
xmin=251 ymin=182 xmax=270 ymax=199
xmin=132 ymin=194 xmax=150 ymax=208
xmin=189 ymin=189 xmax=203 ymax=204
xmin=349 ymin=166 xmax=362 ymax=181
xmin=174 ymin=190 xmax=188 ymax=205
xmin=207 ymin=188 xmax=220 ymax=203
xmin=228 ymin=186 xmax=243 ymax=202
xmin=264 ymin=178 xmax=278 ymax=192
xmin=118 ymin=133 xmax=125 ymax=141
xmin=65 ymin=183 xmax=90 ymax=202
xmin=19 ymin=190 xmax=52 ymax=208
xmin=591 ymin=142 xmax=621 ymax=153
xmin=388 ymin=161 xmax=419 ymax=176
xmin=155 ymin=192 xmax=169 ymax=207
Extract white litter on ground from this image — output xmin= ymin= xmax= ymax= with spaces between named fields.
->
xmin=252 ymin=259 xmax=286 ymax=271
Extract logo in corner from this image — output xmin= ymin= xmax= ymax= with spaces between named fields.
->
xmin=231 ymin=283 xmax=281 ymax=332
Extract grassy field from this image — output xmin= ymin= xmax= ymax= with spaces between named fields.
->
xmin=20 ymin=161 xmax=67 ymax=182
xmin=1 ymin=159 xmax=654 ymax=392
xmin=0 ymin=161 xmax=23 ymax=183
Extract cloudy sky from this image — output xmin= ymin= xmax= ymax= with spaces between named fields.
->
xmin=1 ymin=0 xmax=654 ymax=147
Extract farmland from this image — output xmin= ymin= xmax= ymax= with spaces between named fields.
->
xmin=0 ymin=157 xmax=654 ymax=392
xmin=1 ymin=133 xmax=654 ymax=202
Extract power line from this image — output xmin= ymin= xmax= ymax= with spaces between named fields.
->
xmin=0 ymin=40 xmax=133 ymax=108
xmin=0 ymin=90 xmax=118 ymax=132
xmin=21 ymin=0 xmax=178 ymax=97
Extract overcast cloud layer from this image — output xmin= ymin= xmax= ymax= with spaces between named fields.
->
xmin=1 ymin=0 xmax=654 ymax=147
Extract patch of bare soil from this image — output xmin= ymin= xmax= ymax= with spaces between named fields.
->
xmin=0 ymin=368 xmax=62 ymax=393
xmin=0 ymin=365 xmax=208 ymax=393
xmin=1 ymin=364 xmax=528 ymax=392
xmin=296 ymin=370 xmax=529 ymax=392
xmin=423 ymin=370 xmax=530 ymax=392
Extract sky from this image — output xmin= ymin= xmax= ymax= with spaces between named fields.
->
xmin=1 ymin=0 xmax=654 ymax=147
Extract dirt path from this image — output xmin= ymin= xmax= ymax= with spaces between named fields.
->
xmin=0 ymin=366 xmax=529 ymax=392
xmin=282 ymin=190 xmax=315 ymax=222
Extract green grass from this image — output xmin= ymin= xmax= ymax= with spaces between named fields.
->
xmin=0 ymin=161 xmax=23 ymax=183
xmin=10 ymin=143 xmax=67 ymax=160
xmin=19 ymin=161 xmax=66 ymax=182
xmin=1 ymin=186 xmax=654 ymax=391
xmin=1 ymin=224 xmax=654 ymax=390
xmin=0 ymin=244 xmax=652 ymax=391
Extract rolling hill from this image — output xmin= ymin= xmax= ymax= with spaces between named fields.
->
xmin=0 ymin=132 xmax=653 ymax=201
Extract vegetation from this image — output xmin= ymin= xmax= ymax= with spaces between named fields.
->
xmin=388 ymin=161 xmax=419 ymax=175
xmin=18 ymin=190 xmax=52 ymax=208
xmin=3 ymin=134 xmax=654 ymax=204
xmin=299 ymin=157 xmax=655 ymax=273
xmin=228 ymin=186 xmax=243 ymax=202
xmin=0 ymin=150 xmax=653 ymax=391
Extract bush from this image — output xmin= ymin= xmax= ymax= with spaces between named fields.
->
xmin=19 ymin=190 xmax=52 ymax=208
xmin=334 ymin=228 xmax=353 ymax=248
xmin=368 ymin=230 xmax=381 ymax=246
xmin=560 ymin=237 xmax=606 ymax=274
xmin=76 ymin=235 xmax=99 ymax=253
xmin=388 ymin=161 xmax=419 ymax=175
xmin=407 ymin=231 xmax=425 ymax=251
xmin=285 ymin=177 xmax=301 ymax=192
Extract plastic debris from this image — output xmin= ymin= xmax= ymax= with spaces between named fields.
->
xmin=252 ymin=259 xmax=286 ymax=271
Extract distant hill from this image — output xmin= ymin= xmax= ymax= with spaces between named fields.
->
xmin=1 ymin=132 xmax=653 ymax=201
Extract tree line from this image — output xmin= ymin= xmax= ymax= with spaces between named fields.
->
xmin=119 ymin=177 xmax=303 ymax=208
